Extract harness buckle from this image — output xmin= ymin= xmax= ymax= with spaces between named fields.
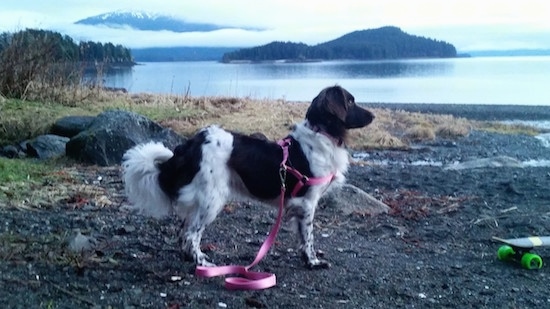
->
xmin=279 ymin=166 xmax=287 ymax=189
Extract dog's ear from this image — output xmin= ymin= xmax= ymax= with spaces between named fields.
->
xmin=311 ymin=86 xmax=349 ymax=122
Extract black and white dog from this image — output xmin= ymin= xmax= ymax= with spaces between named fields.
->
xmin=122 ymin=85 xmax=374 ymax=269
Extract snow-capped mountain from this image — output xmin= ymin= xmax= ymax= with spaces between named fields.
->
xmin=75 ymin=10 xmax=259 ymax=33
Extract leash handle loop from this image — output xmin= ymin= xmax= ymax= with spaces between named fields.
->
xmin=195 ymin=185 xmax=285 ymax=290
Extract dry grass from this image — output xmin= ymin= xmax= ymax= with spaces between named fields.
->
xmin=158 ymin=97 xmax=306 ymax=138
xmin=345 ymin=107 xmax=472 ymax=149
xmin=474 ymin=121 xmax=542 ymax=136
xmin=0 ymin=90 xmax=473 ymax=149
xmin=3 ymin=87 xmax=542 ymax=152
xmin=405 ymin=124 xmax=436 ymax=142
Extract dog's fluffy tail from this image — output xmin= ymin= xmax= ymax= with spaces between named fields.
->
xmin=122 ymin=142 xmax=174 ymax=218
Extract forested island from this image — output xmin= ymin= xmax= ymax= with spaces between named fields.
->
xmin=222 ymin=26 xmax=457 ymax=63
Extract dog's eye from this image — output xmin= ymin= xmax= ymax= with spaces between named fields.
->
xmin=348 ymin=100 xmax=354 ymax=106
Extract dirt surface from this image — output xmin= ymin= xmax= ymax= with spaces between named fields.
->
xmin=2 ymin=111 xmax=550 ymax=308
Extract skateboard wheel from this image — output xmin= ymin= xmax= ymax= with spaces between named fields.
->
xmin=497 ymin=245 xmax=515 ymax=261
xmin=521 ymin=253 xmax=543 ymax=269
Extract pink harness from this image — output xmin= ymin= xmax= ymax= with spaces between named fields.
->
xmin=195 ymin=137 xmax=334 ymax=290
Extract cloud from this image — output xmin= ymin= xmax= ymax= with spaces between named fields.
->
xmin=56 ymin=24 xmax=302 ymax=48
xmin=1 ymin=0 xmax=549 ymax=50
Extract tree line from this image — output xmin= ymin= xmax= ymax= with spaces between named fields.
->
xmin=222 ymin=26 xmax=457 ymax=62
xmin=0 ymin=29 xmax=134 ymax=64
xmin=0 ymin=29 xmax=134 ymax=100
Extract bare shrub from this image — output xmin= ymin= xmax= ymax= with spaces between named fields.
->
xmin=0 ymin=29 xmax=135 ymax=106
xmin=436 ymin=123 xmax=470 ymax=138
xmin=350 ymin=127 xmax=407 ymax=150
xmin=0 ymin=30 xmax=82 ymax=102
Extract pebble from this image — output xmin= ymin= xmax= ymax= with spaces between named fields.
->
xmin=68 ymin=229 xmax=97 ymax=252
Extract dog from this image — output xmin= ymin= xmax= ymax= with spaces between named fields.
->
xmin=122 ymin=85 xmax=374 ymax=269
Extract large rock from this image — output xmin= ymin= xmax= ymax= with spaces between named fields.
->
xmin=319 ymin=184 xmax=390 ymax=216
xmin=0 ymin=144 xmax=25 ymax=159
xmin=26 ymin=134 xmax=70 ymax=160
xmin=66 ymin=110 xmax=185 ymax=166
xmin=51 ymin=115 xmax=95 ymax=138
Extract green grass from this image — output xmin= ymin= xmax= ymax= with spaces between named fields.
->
xmin=0 ymin=157 xmax=62 ymax=206
xmin=0 ymin=99 xmax=97 ymax=145
xmin=0 ymin=157 xmax=56 ymax=183
xmin=0 ymin=97 xmax=200 ymax=145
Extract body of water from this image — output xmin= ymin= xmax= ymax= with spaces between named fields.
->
xmin=96 ymin=56 xmax=550 ymax=105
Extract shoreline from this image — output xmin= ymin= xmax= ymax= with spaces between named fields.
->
xmin=362 ymin=102 xmax=550 ymax=121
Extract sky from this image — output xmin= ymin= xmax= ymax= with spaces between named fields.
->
xmin=0 ymin=0 xmax=549 ymax=51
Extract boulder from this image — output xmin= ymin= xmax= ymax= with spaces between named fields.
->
xmin=26 ymin=134 xmax=70 ymax=160
xmin=51 ymin=115 xmax=95 ymax=138
xmin=66 ymin=110 xmax=185 ymax=166
xmin=319 ymin=184 xmax=390 ymax=216
xmin=1 ymin=144 xmax=25 ymax=159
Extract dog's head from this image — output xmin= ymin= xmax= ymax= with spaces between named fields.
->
xmin=305 ymin=85 xmax=374 ymax=141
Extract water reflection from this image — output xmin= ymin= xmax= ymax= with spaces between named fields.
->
xmin=324 ymin=60 xmax=454 ymax=78
xmin=244 ymin=60 xmax=454 ymax=80
xmin=88 ymin=56 xmax=550 ymax=105
xmin=83 ymin=66 xmax=133 ymax=89
xmin=87 ymin=60 xmax=454 ymax=91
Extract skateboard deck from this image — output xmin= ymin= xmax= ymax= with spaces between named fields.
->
xmin=492 ymin=236 xmax=550 ymax=269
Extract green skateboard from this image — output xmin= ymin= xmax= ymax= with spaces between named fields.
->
xmin=493 ymin=236 xmax=550 ymax=269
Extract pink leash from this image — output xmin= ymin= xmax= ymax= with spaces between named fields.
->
xmin=195 ymin=137 xmax=333 ymax=290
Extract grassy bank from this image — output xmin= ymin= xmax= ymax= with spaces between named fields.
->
xmin=1 ymin=90 xmax=545 ymax=207
xmin=1 ymin=91 xmax=478 ymax=149
xmin=2 ymin=92 xmax=541 ymax=150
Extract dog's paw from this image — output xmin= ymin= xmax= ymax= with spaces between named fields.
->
xmin=183 ymin=251 xmax=215 ymax=267
xmin=198 ymin=259 xmax=216 ymax=267
xmin=306 ymin=258 xmax=331 ymax=270
xmin=302 ymin=253 xmax=331 ymax=269
xmin=195 ymin=253 xmax=216 ymax=267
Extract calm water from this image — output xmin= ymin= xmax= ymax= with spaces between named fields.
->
xmin=97 ymin=56 xmax=550 ymax=105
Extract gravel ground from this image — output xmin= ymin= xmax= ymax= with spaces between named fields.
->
xmin=1 ymin=105 xmax=550 ymax=308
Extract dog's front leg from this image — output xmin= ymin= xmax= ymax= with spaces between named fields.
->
xmin=294 ymin=202 xmax=330 ymax=269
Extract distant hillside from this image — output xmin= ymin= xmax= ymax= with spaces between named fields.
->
xmin=75 ymin=10 xmax=263 ymax=32
xmin=222 ymin=26 xmax=457 ymax=62
xmin=132 ymin=47 xmax=239 ymax=62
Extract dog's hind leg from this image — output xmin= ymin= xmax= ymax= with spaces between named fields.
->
xmin=176 ymin=196 xmax=226 ymax=267
xmin=179 ymin=216 xmax=214 ymax=267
